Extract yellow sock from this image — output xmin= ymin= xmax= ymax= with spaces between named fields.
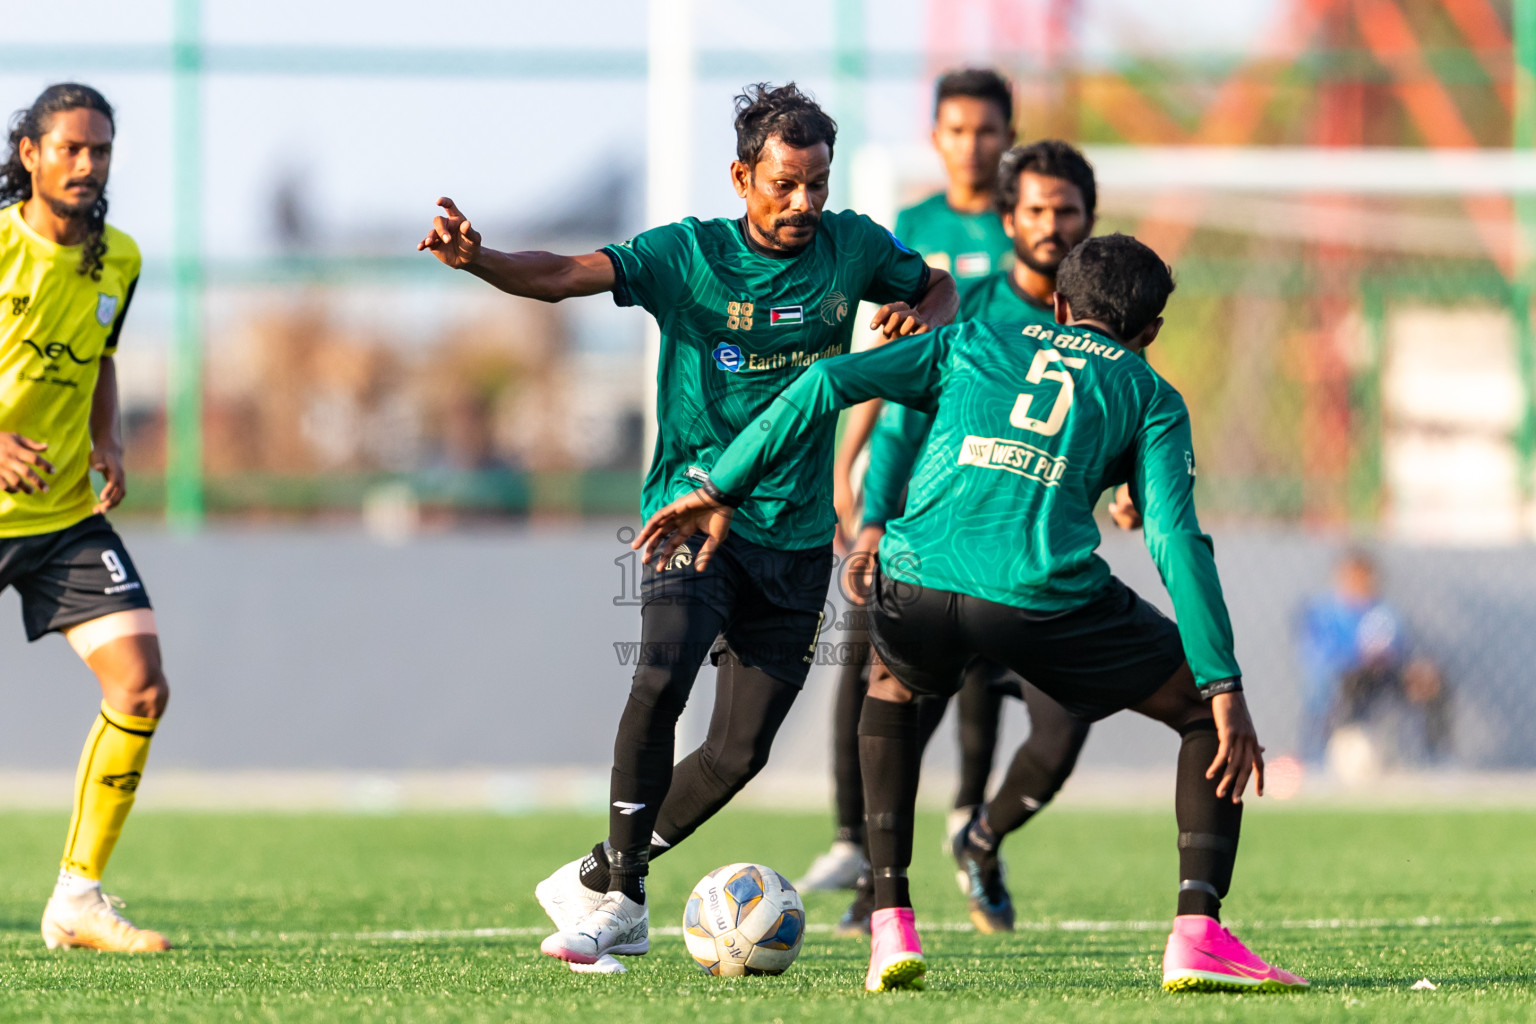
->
xmin=61 ymin=701 xmax=158 ymax=881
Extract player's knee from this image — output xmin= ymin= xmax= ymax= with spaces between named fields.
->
xmin=108 ymin=662 xmax=169 ymax=719
xmin=629 ymin=664 xmax=692 ymax=718
xmin=703 ymin=734 xmax=773 ymax=787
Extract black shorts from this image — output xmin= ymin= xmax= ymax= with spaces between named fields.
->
xmin=640 ymin=532 xmax=833 ymax=688
xmin=0 ymin=515 xmax=153 ymax=642
xmin=867 ymin=567 xmax=1183 ymax=722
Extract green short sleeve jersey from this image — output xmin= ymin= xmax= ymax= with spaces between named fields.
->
xmin=604 ymin=211 xmax=930 ymax=550
xmin=860 ymin=271 xmax=1056 ymax=527
xmin=707 ymin=320 xmax=1242 ymax=689
xmin=893 ymin=193 xmax=1013 ymax=296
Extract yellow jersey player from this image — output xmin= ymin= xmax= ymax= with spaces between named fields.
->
xmin=0 ymin=83 xmax=170 ymax=952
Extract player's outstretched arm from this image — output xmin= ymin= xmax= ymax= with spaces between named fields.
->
xmin=417 ymin=197 xmax=614 ymax=302
xmin=709 ymin=331 xmax=950 ymax=512
xmin=89 ymin=355 xmax=126 ymax=513
xmin=633 ymin=489 xmax=736 ymax=572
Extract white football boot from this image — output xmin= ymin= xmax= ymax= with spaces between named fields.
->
xmin=42 ymin=890 xmax=170 ymax=952
xmin=535 ymin=857 xmax=624 ymax=973
xmin=539 ymin=892 xmax=649 ymax=965
xmin=794 ymin=839 xmax=867 ymax=891
xmin=535 ymin=857 xmax=604 ymax=931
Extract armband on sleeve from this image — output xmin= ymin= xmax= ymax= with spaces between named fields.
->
xmin=700 ymin=478 xmax=744 ymax=508
xmin=1199 ymin=677 xmax=1243 ymax=699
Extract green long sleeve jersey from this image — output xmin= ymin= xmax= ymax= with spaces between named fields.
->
xmin=605 ymin=211 xmax=930 ymax=550
xmin=708 ymin=318 xmax=1242 ymax=689
xmin=894 ymin=193 xmax=1013 ymax=298
xmin=861 ymin=271 xmax=1057 ymax=527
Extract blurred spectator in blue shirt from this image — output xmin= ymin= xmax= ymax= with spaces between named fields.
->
xmin=1295 ymin=551 xmax=1449 ymax=766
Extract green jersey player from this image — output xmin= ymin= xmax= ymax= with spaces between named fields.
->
xmin=418 ymin=82 xmax=957 ymax=971
xmin=637 ymin=234 xmax=1306 ymax=996
xmin=806 ymin=69 xmax=1020 ymax=905
xmin=810 ymin=143 xmax=1106 ymax=939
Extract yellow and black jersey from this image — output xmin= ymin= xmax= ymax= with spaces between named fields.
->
xmin=0 ymin=202 xmax=139 ymax=537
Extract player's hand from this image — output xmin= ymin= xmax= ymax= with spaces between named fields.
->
xmin=841 ymin=524 xmax=884 ymax=605
xmin=417 ymin=197 xmax=482 ymax=269
xmin=90 ymin=445 xmax=127 ymax=514
xmin=869 ymin=302 xmax=932 ymax=340
xmin=0 ymin=433 xmax=53 ymax=495
xmin=1207 ymin=691 xmax=1264 ymax=803
xmin=1108 ymin=484 xmax=1142 ymax=531
xmin=634 ymin=488 xmax=736 ymax=572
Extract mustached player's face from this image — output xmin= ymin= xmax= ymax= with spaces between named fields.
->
xmin=1004 ymin=172 xmax=1092 ymax=275
xmin=732 ymin=136 xmax=830 ymax=252
xmin=20 ymin=107 xmax=113 ymax=219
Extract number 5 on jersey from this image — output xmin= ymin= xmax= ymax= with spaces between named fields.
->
xmin=1010 ymin=348 xmax=1086 ymax=437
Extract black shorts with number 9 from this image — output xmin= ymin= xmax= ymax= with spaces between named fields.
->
xmin=0 ymin=514 xmax=153 ymax=641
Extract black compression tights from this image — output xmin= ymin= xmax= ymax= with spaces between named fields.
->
xmin=984 ymin=685 xmax=1093 ymax=836
xmin=597 ymin=599 xmax=798 ymax=898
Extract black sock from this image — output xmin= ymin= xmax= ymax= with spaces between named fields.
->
xmin=608 ymin=848 xmax=647 ymax=904
xmin=859 ymin=696 xmax=921 ymax=910
xmin=578 ymin=841 xmax=610 ymax=893
xmin=831 ymin=643 xmax=871 ymax=845
xmin=1174 ymin=720 xmax=1242 ymax=920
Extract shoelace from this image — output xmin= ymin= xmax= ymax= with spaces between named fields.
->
xmin=93 ymin=892 xmax=136 ymax=928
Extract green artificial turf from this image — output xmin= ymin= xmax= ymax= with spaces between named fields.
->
xmin=0 ymin=807 xmax=1531 ymax=1022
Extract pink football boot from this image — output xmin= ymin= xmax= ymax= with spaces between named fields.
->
xmin=1162 ymin=915 xmax=1309 ymax=993
xmin=865 ymin=907 xmax=926 ymax=992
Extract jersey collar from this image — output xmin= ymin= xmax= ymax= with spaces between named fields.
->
xmin=4 ymin=201 xmax=80 ymax=256
xmin=1004 ymin=272 xmax=1054 ymax=313
xmin=736 ymin=217 xmax=811 ymax=260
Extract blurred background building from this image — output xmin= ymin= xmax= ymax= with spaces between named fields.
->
xmin=1 ymin=0 xmax=1534 ymax=802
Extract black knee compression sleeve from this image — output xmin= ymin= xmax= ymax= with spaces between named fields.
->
xmin=859 ymin=696 xmax=922 ymax=910
xmin=1174 ymin=720 xmax=1242 ymax=920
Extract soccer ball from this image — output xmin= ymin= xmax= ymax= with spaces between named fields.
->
xmin=683 ymin=863 xmax=805 ymax=976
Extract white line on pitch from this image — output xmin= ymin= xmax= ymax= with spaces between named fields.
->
xmin=238 ymin=915 xmax=1511 ymax=944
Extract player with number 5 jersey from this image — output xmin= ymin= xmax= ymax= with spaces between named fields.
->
xmin=1 ymin=84 xmax=172 ymax=953
xmin=638 ymin=234 xmax=1304 ymax=995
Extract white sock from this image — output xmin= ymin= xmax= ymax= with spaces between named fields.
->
xmin=53 ymin=869 xmax=102 ymax=901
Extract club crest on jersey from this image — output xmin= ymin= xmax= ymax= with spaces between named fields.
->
xmin=819 ymin=292 xmax=849 ymax=325
xmin=713 ymin=342 xmax=744 ymax=373
xmin=769 ymin=306 xmax=803 ymax=327
xmin=95 ymin=292 xmax=118 ymax=327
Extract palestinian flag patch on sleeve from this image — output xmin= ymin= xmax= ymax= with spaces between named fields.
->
xmin=769 ymin=306 xmax=804 ymax=326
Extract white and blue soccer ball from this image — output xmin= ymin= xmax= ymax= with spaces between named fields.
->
xmin=683 ymin=862 xmax=805 ymax=976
